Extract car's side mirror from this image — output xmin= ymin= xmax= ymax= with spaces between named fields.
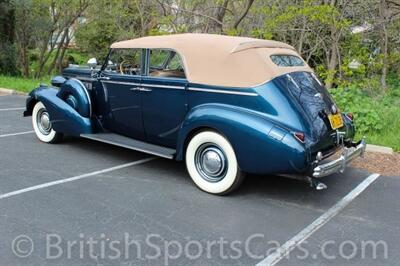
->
xmin=51 ymin=76 xmax=66 ymax=87
xmin=87 ymin=58 xmax=97 ymax=69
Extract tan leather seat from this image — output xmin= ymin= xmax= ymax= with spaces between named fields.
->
xmin=150 ymin=70 xmax=185 ymax=78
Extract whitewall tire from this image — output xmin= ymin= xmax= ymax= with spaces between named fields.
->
xmin=185 ymin=131 xmax=244 ymax=195
xmin=32 ymin=101 xmax=63 ymax=143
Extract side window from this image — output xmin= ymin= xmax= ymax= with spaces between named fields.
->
xmin=166 ymin=55 xmax=183 ymax=70
xmin=149 ymin=49 xmax=186 ymax=79
xmin=270 ymin=55 xmax=304 ymax=67
xmin=149 ymin=50 xmax=169 ymax=69
xmin=104 ymin=48 xmax=141 ymax=75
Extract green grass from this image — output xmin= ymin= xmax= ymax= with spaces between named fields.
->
xmin=359 ymin=106 xmax=400 ymax=152
xmin=331 ymin=86 xmax=400 ymax=152
xmin=0 ymin=75 xmax=51 ymax=93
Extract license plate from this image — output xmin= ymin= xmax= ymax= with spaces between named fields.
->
xmin=328 ymin=113 xmax=344 ymax=130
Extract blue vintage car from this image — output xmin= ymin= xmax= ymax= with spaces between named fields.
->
xmin=24 ymin=33 xmax=365 ymax=195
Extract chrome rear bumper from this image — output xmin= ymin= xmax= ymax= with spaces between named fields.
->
xmin=313 ymin=139 xmax=366 ymax=178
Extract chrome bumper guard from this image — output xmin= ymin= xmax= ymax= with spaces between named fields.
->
xmin=313 ymin=138 xmax=366 ymax=178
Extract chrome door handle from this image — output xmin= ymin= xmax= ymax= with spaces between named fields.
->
xmin=139 ymin=87 xmax=152 ymax=92
xmin=99 ymin=76 xmax=110 ymax=80
xmin=130 ymin=87 xmax=152 ymax=92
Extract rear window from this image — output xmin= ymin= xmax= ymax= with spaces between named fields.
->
xmin=270 ymin=55 xmax=304 ymax=67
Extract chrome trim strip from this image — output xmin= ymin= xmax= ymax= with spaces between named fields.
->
xmin=188 ymin=87 xmax=258 ymax=96
xmin=142 ymin=84 xmax=185 ymax=90
xmin=101 ymin=80 xmax=257 ymax=95
xmin=71 ymin=78 xmax=92 ymax=117
xmin=101 ymin=80 xmax=184 ymax=90
xmin=76 ymin=76 xmax=97 ymax=82
xmin=101 ymin=80 xmax=141 ymax=86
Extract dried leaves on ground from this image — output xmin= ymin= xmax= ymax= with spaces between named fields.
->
xmin=351 ymin=151 xmax=400 ymax=176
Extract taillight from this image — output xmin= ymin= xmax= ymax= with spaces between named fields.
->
xmin=293 ymin=132 xmax=305 ymax=143
xmin=345 ymin=112 xmax=354 ymax=121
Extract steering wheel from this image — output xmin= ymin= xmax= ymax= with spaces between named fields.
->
xmin=119 ymin=60 xmax=139 ymax=75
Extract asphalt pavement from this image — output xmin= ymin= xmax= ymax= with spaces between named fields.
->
xmin=0 ymin=94 xmax=398 ymax=265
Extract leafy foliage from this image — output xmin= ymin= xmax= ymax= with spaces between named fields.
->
xmin=331 ymin=87 xmax=383 ymax=134
xmin=330 ymin=85 xmax=400 ymax=151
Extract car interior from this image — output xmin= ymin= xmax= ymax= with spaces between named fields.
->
xmin=105 ymin=49 xmax=141 ymax=75
xmin=149 ymin=49 xmax=186 ymax=79
xmin=105 ymin=48 xmax=186 ymax=79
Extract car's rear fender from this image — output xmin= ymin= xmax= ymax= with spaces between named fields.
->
xmin=176 ymin=103 xmax=308 ymax=174
xmin=25 ymin=86 xmax=93 ymax=136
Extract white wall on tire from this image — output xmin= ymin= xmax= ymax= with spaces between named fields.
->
xmin=32 ymin=101 xmax=58 ymax=143
xmin=185 ymin=131 xmax=240 ymax=194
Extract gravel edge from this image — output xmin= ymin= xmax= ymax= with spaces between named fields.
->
xmin=0 ymin=87 xmax=28 ymax=96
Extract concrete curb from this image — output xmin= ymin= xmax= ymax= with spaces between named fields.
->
xmin=0 ymin=88 xmax=28 ymax=96
xmin=366 ymin=144 xmax=394 ymax=154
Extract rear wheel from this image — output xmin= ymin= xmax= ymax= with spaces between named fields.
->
xmin=32 ymin=101 xmax=63 ymax=143
xmin=185 ymin=131 xmax=244 ymax=195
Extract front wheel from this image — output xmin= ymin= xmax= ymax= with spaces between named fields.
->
xmin=185 ymin=131 xmax=245 ymax=195
xmin=32 ymin=101 xmax=63 ymax=143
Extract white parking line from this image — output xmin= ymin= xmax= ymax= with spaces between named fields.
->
xmin=0 ymin=107 xmax=25 ymax=111
xmin=0 ymin=131 xmax=34 ymax=138
xmin=256 ymin=173 xmax=380 ymax=266
xmin=0 ymin=157 xmax=156 ymax=200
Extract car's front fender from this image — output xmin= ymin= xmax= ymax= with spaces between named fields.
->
xmin=176 ymin=104 xmax=308 ymax=175
xmin=25 ymin=86 xmax=93 ymax=136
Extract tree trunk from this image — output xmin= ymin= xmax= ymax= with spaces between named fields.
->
xmin=47 ymin=28 xmax=69 ymax=75
xmin=209 ymin=0 xmax=229 ymax=33
xmin=325 ymin=29 xmax=339 ymax=89
xmin=35 ymin=26 xmax=64 ymax=78
xmin=379 ymin=0 xmax=388 ymax=90
xmin=20 ymin=45 xmax=29 ymax=77
xmin=57 ymin=30 xmax=71 ymax=73
xmin=325 ymin=0 xmax=339 ymax=89
xmin=16 ymin=5 xmax=32 ymax=77
xmin=297 ymin=16 xmax=307 ymax=54
xmin=35 ymin=39 xmax=53 ymax=78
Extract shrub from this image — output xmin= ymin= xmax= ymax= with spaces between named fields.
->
xmin=330 ymin=87 xmax=383 ymax=135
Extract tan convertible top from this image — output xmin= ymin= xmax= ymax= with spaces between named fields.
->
xmin=111 ymin=33 xmax=313 ymax=88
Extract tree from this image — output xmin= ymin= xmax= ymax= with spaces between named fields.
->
xmin=153 ymin=0 xmax=255 ymax=34
xmin=75 ymin=0 xmax=158 ymax=61
xmin=0 ymin=0 xmax=17 ymax=75
xmin=378 ymin=0 xmax=400 ymax=90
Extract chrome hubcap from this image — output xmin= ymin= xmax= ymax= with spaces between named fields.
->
xmin=37 ymin=109 xmax=52 ymax=135
xmin=195 ymin=144 xmax=227 ymax=182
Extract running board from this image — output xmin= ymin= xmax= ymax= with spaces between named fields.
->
xmin=81 ymin=133 xmax=175 ymax=159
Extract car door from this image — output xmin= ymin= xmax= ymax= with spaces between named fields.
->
xmin=99 ymin=48 xmax=145 ymax=140
xmin=141 ymin=49 xmax=188 ymax=148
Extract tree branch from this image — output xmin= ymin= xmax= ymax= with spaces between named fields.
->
xmin=157 ymin=2 xmax=223 ymax=25
xmin=233 ymin=0 xmax=255 ymax=29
